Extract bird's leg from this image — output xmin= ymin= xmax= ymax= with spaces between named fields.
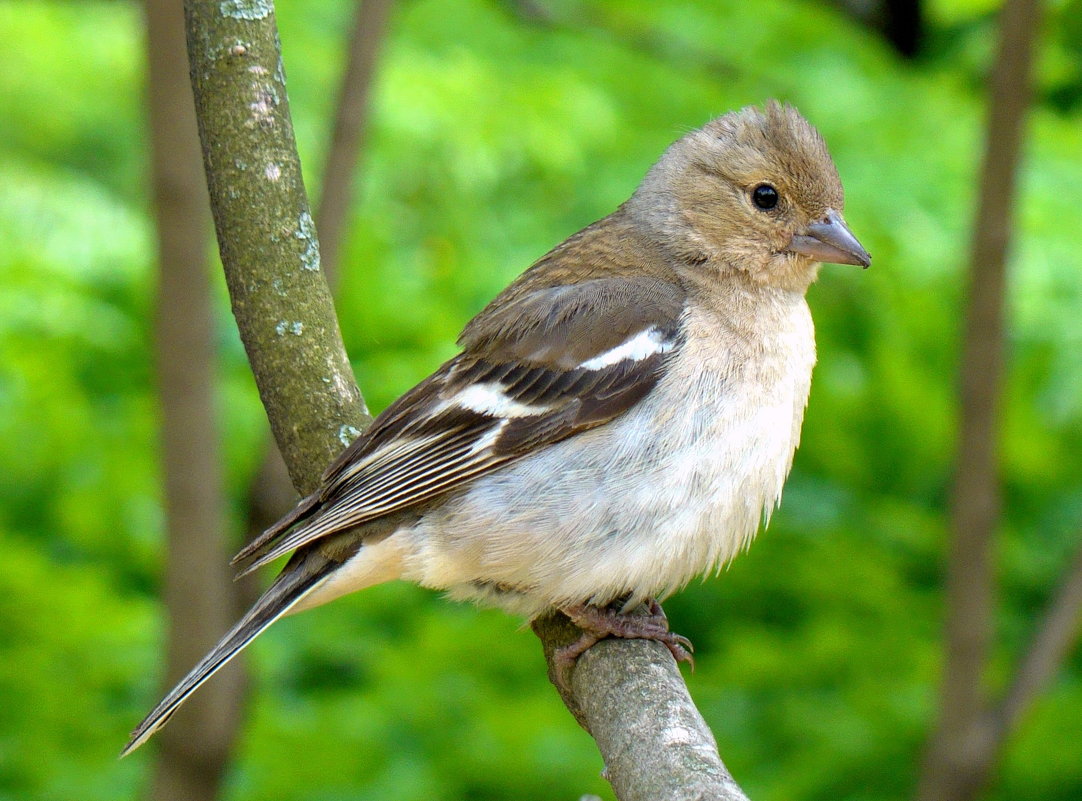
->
xmin=552 ymin=599 xmax=694 ymax=692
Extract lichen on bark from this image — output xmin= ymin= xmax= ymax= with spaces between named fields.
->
xmin=184 ymin=0 xmax=368 ymax=494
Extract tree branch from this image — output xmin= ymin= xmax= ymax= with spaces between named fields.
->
xmin=316 ymin=0 xmax=394 ymax=281
xmin=534 ymin=612 xmax=750 ymax=801
xmin=183 ymin=1 xmax=742 ymax=797
xmin=184 ymin=0 xmax=368 ymax=494
xmin=242 ymin=0 xmax=397 ymax=551
xmin=996 ymin=540 xmax=1082 ymax=737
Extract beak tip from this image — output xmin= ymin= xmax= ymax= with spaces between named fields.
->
xmin=787 ymin=210 xmax=870 ymax=269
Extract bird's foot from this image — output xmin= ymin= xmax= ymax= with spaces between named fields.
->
xmin=553 ymin=599 xmax=694 ymax=693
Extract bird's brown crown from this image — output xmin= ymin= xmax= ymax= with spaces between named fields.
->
xmin=627 ymin=101 xmax=852 ymax=290
xmin=699 ymin=102 xmax=844 ymax=215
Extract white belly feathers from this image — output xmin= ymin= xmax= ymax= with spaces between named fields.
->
xmin=398 ymin=298 xmax=817 ymax=617
xmin=304 ymin=296 xmax=817 ymax=619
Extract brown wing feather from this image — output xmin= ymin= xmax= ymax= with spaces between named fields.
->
xmin=233 ymin=217 xmax=687 ymax=573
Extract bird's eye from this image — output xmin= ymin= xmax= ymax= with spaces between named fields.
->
xmin=752 ymin=184 xmax=779 ymax=210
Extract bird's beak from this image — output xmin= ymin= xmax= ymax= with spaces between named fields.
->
xmin=786 ymin=209 xmax=871 ymax=268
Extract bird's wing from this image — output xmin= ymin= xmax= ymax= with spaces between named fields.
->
xmin=232 ymin=274 xmax=686 ymax=574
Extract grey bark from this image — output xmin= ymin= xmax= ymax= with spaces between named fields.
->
xmin=145 ymin=0 xmax=246 ymax=797
xmin=535 ymin=612 xmax=751 ymax=801
xmin=184 ymin=1 xmax=745 ymax=798
xmin=916 ymin=1 xmax=1045 ymax=799
xmin=184 ymin=0 xmax=369 ymax=495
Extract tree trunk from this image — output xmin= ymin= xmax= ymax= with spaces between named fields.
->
xmin=916 ymin=1 xmax=1043 ymax=799
xmin=145 ymin=0 xmax=246 ymax=798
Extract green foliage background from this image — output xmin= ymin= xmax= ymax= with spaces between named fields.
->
xmin=1 ymin=0 xmax=1081 ymax=799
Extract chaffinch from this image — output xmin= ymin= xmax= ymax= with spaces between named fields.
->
xmin=124 ymin=101 xmax=869 ymax=754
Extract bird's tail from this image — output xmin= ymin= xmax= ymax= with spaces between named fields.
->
xmin=120 ymin=554 xmax=336 ymax=757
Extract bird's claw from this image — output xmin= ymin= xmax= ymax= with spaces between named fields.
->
xmin=552 ymin=600 xmax=695 ymax=694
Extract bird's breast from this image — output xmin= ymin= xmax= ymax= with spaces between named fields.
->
xmin=401 ymin=297 xmax=817 ymax=614
xmin=607 ymin=299 xmax=816 ymax=587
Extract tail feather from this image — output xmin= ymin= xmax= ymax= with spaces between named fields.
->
xmin=121 ymin=556 xmax=335 ymax=757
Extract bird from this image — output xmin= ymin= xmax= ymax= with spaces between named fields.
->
xmin=123 ymin=101 xmax=869 ymax=755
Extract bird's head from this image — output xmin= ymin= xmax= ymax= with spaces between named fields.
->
xmin=628 ymin=102 xmax=870 ymax=292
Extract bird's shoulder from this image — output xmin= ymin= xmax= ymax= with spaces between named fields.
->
xmin=345 ymin=209 xmax=689 ymax=466
xmin=460 ymin=208 xmax=686 ymax=368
